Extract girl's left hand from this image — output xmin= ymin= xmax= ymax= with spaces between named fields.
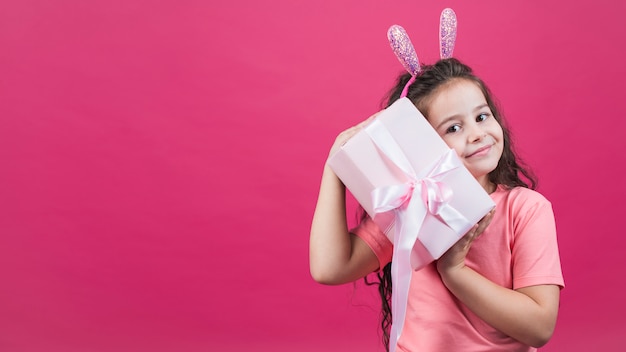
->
xmin=436 ymin=208 xmax=495 ymax=274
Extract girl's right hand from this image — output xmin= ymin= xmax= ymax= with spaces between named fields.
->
xmin=327 ymin=112 xmax=381 ymax=160
xmin=437 ymin=209 xmax=495 ymax=274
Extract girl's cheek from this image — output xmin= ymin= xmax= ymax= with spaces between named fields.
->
xmin=441 ymin=137 xmax=454 ymax=150
xmin=442 ymin=136 xmax=463 ymax=152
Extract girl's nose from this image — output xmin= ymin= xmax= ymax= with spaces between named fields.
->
xmin=468 ymin=124 xmax=486 ymax=143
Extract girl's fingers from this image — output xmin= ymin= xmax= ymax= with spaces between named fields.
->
xmin=328 ymin=112 xmax=383 ymax=158
xmin=464 ymin=224 xmax=479 ymax=249
xmin=474 ymin=208 xmax=495 ymax=237
xmin=344 ymin=112 xmax=380 ymax=137
xmin=359 ymin=111 xmax=381 ymax=127
xmin=342 ymin=112 xmax=380 ymax=142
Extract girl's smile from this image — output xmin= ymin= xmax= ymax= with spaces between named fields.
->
xmin=465 ymin=142 xmax=494 ymax=158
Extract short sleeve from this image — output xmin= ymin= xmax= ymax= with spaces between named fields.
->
xmin=511 ymin=191 xmax=565 ymax=289
xmin=351 ymin=217 xmax=393 ymax=271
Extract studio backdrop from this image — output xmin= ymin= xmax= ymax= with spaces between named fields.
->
xmin=1 ymin=1 xmax=625 ymax=351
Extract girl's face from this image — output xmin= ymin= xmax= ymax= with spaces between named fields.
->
xmin=426 ymin=79 xmax=503 ymax=190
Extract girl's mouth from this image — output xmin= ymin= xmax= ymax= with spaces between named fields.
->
xmin=466 ymin=144 xmax=492 ymax=158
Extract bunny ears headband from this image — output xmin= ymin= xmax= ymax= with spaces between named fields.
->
xmin=388 ymin=8 xmax=458 ymax=98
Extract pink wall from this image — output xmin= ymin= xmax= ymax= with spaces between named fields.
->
xmin=1 ymin=1 xmax=625 ymax=351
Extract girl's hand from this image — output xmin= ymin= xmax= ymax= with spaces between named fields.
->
xmin=437 ymin=208 xmax=495 ymax=274
xmin=327 ymin=112 xmax=381 ymax=160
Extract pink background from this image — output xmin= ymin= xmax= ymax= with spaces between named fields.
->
xmin=1 ymin=1 xmax=625 ymax=351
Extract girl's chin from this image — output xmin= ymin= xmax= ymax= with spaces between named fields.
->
xmin=465 ymin=161 xmax=498 ymax=177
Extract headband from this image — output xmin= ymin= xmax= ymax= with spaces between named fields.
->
xmin=387 ymin=8 xmax=458 ymax=98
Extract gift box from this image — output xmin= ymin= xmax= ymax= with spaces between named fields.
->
xmin=328 ymin=97 xmax=495 ymax=351
xmin=328 ymin=97 xmax=495 ymax=268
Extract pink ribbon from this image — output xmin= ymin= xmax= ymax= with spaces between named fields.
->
xmin=365 ymin=117 xmax=472 ymax=352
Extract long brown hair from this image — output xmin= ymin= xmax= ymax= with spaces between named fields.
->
xmin=364 ymin=58 xmax=536 ymax=351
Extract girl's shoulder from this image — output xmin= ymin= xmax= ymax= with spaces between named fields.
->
xmin=492 ymin=186 xmax=556 ymax=229
xmin=493 ymin=185 xmax=552 ymax=210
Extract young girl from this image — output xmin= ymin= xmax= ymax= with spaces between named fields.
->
xmin=309 ymin=58 xmax=564 ymax=351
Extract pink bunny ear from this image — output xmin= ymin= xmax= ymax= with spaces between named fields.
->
xmin=439 ymin=8 xmax=457 ymax=59
xmin=388 ymin=25 xmax=421 ymax=76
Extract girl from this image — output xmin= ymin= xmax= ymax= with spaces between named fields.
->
xmin=309 ymin=58 xmax=564 ymax=351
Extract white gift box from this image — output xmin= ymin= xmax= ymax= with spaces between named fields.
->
xmin=328 ymin=97 xmax=495 ymax=269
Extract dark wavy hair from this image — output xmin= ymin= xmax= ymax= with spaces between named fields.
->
xmin=363 ymin=58 xmax=536 ymax=351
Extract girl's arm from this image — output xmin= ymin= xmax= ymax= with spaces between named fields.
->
xmin=309 ymin=114 xmax=380 ymax=285
xmin=436 ymin=222 xmax=560 ymax=348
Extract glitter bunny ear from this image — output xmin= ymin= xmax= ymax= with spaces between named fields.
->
xmin=388 ymin=25 xmax=421 ymax=76
xmin=439 ymin=8 xmax=457 ymax=59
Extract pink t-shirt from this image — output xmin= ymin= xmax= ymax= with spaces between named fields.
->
xmin=353 ymin=186 xmax=564 ymax=352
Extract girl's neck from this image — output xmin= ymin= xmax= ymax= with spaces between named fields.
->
xmin=477 ymin=176 xmax=497 ymax=194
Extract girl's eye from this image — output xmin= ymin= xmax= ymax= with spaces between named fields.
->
xmin=446 ymin=124 xmax=461 ymax=134
xmin=477 ymin=113 xmax=489 ymax=122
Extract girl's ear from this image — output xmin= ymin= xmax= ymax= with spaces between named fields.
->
xmin=439 ymin=8 xmax=457 ymax=59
